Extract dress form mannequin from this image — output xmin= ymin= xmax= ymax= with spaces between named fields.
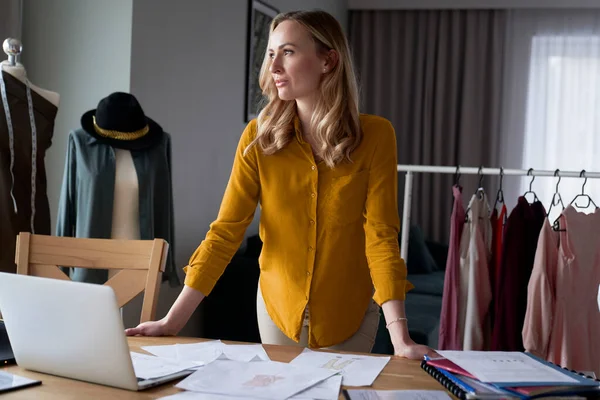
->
xmin=111 ymin=149 xmax=140 ymax=240
xmin=0 ymin=38 xmax=59 ymax=274
xmin=1 ymin=38 xmax=60 ymax=107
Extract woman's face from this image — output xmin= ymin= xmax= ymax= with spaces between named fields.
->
xmin=267 ymin=20 xmax=327 ymax=102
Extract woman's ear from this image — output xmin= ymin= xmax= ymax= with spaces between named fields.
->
xmin=322 ymin=49 xmax=339 ymax=73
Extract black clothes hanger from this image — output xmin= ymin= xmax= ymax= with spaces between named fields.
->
xmin=454 ymin=165 xmax=462 ymax=188
xmin=523 ymin=168 xmax=539 ymax=203
xmin=475 ymin=165 xmax=485 ymax=200
xmin=547 ymin=169 xmax=565 ymax=218
xmin=570 ymin=170 xmax=598 ymax=210
xmin=465 ymin=166 xmax=486 ymax=222
xmin=493 ymin=167 xmax=507 ymax=225
xmin=494 ymin=167 xmax=505 ymax=210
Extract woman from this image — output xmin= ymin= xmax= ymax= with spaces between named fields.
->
xmin=126 ymin=9 xmax=434 ymax=359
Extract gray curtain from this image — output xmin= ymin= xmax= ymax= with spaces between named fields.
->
xmin=0 ymin=0 xmax=22 ymax=46
xmin=349 ymin=10 xmax=507 ymax=244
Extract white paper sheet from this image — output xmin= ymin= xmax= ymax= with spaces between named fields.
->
xmin=142 ymin=341 xmax=270 ymax=365
xmin=175 ymin=359 xmax=337 ymax=399
xmin=344 ymin=390 xmax=452 ymax=400
xmin=158 ymin=393 xmax=245 ymax=400
xmin=289 ymin=348 xmax=390 ymax=386
xmin=158 ymin=393 xmax=315 ymax=400
xmin=130 ymin=352 xmax=201 ymax=380
xmin=291 ymin=374 xmax=342 ymax=400
xmin=221 ymin=343 xmax=271 ymax=362
xmin=436 ymin=351 xmax=579 ymax=384
xmin=159 ymin=393 xmax=320 ymax=400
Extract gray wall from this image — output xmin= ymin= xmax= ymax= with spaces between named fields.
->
xmin=21 ymin=0 xmax=133 ymax=228
xmin=130 ymin=0 xmax=348 ymax=336
xmin=0 ymin=0 xmax=22 ymax=41
xmin=348 ymin=0 xmax=600 ymax=8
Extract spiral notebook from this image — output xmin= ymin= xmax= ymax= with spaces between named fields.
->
xmin=421 ymin=357 xmax=600 ymax=400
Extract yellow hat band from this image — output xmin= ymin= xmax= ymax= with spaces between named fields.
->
xmin=93 ymin=116 xmax=149 ymax=141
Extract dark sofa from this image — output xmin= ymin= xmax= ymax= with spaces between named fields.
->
xmin=197 ymin=226 xmax=446 ymax=353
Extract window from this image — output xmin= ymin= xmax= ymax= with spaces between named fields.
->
xmin=521 ymin=35 xmax=600 ymax=221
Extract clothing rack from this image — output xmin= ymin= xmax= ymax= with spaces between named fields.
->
xmin=396 ymin=165 xmax=600 ymax=261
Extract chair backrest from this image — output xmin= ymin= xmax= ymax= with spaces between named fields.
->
xmin=14 ymin=232 xmax=168 ymax=324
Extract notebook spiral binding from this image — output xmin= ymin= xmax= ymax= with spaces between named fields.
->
xmin=420 ymin=360 xmax=467 ymax=400
xmin=544 ymin=359 xmax=600 ymax=383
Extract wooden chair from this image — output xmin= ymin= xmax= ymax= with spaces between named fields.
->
xmin=14 ymin=232 xmax=169 ymax=324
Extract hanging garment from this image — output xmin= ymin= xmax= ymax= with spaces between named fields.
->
xmin=438 ymin=185 xmax=466 ymax=350
xmin=489 ymin=203 xmax=507 ymax=326
xmin=490 ymin=204 xmax=507 ymax=292
xmin=457 ymin=192 xmax=492 ymax=351
xmin=523 ymin=207 xmax=600 ymax=377
xmin=491 ymin=197 xmax=546 ymax=351
xmin=0 ymin=71 xmax=57 ymax=273
xmin=55 ymin=128 xmax=179 ymax=287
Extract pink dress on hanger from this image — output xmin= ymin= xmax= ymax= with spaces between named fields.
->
xmin=523 ymin=206 xmax=600 ymax=377
xmin=438 ymin=185 xmax=466 ymax=350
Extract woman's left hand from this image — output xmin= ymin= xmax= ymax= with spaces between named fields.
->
xmin=394 ymin=339 xmax=438 ymax=360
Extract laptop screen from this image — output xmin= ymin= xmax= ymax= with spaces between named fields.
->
xmin=0 ymin=321 xmax=15 ymax=365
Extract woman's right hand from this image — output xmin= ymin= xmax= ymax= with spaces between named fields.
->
xmin=125 ymin=318 xmax=173 ymax=337
xmin=125 ymin=285 xmax=206 ymax=337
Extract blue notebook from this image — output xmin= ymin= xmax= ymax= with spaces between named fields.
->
xmin=421 ymin=354 xmax=600 ymax=400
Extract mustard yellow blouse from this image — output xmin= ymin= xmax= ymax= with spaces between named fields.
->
xmin=184 ymin=114 xmax=413 ymax=348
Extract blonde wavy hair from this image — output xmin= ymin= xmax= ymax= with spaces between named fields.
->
xmin=244 ymin=10 xmax=362 ymax=168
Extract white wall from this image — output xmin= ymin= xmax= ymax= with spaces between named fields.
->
xmin=348 ymin=0 xmax=600 ymax=9
xmin=21 ymin=0 xmax=133 ymax=229
xmin=130 ymin=0 xmax=347 ymax=337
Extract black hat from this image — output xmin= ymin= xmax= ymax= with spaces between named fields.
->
xmin=81 ymin=92 xmax=163 ymax=150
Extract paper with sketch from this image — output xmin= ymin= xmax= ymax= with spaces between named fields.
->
xmin=175 ymin=359 xmax=338 ymax=399
xmin=289 ymin=348 xmax=390 ymax=386
xmin=436 ymin=351 xmax=579 ymax=384
xmin=130 ymin=352 xmax=200 ymax=380
xmin=344 ymin=390 xmax=452 ymax=400
xmin=291 ymin=374 xmax=342 ymax=400
xmin=142 ymin=340 xmax=270 ymax=364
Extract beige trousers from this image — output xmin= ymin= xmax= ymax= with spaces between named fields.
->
xmin=256 ymin=284 xmax=381 ymax=353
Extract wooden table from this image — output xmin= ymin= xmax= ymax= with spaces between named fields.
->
xmin=1 ymin=337 xmax=446 ymax=399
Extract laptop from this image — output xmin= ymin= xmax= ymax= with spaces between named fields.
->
xmin=0 ymin=320 xmax=15 ymax=365
xmin=0 ymin=272 xmax=193 ymax=391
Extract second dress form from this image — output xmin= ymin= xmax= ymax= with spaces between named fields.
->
xmin=111 ymin=148 xmax=140 ymax=244
xmin=110 ymin=148 xmax=143 ymax=327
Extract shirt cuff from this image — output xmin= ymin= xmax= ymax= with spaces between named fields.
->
xmin=373 ymin=279 xmax=415 ymax=305
xmin=183 ymin=265 xmax=217 ymax=296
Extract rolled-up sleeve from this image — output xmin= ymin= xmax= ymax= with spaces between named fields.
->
xmin=363 ymin=120 xmax=414 ymax=305
xmin=184 ymin=120 xmax=261 ymax=295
